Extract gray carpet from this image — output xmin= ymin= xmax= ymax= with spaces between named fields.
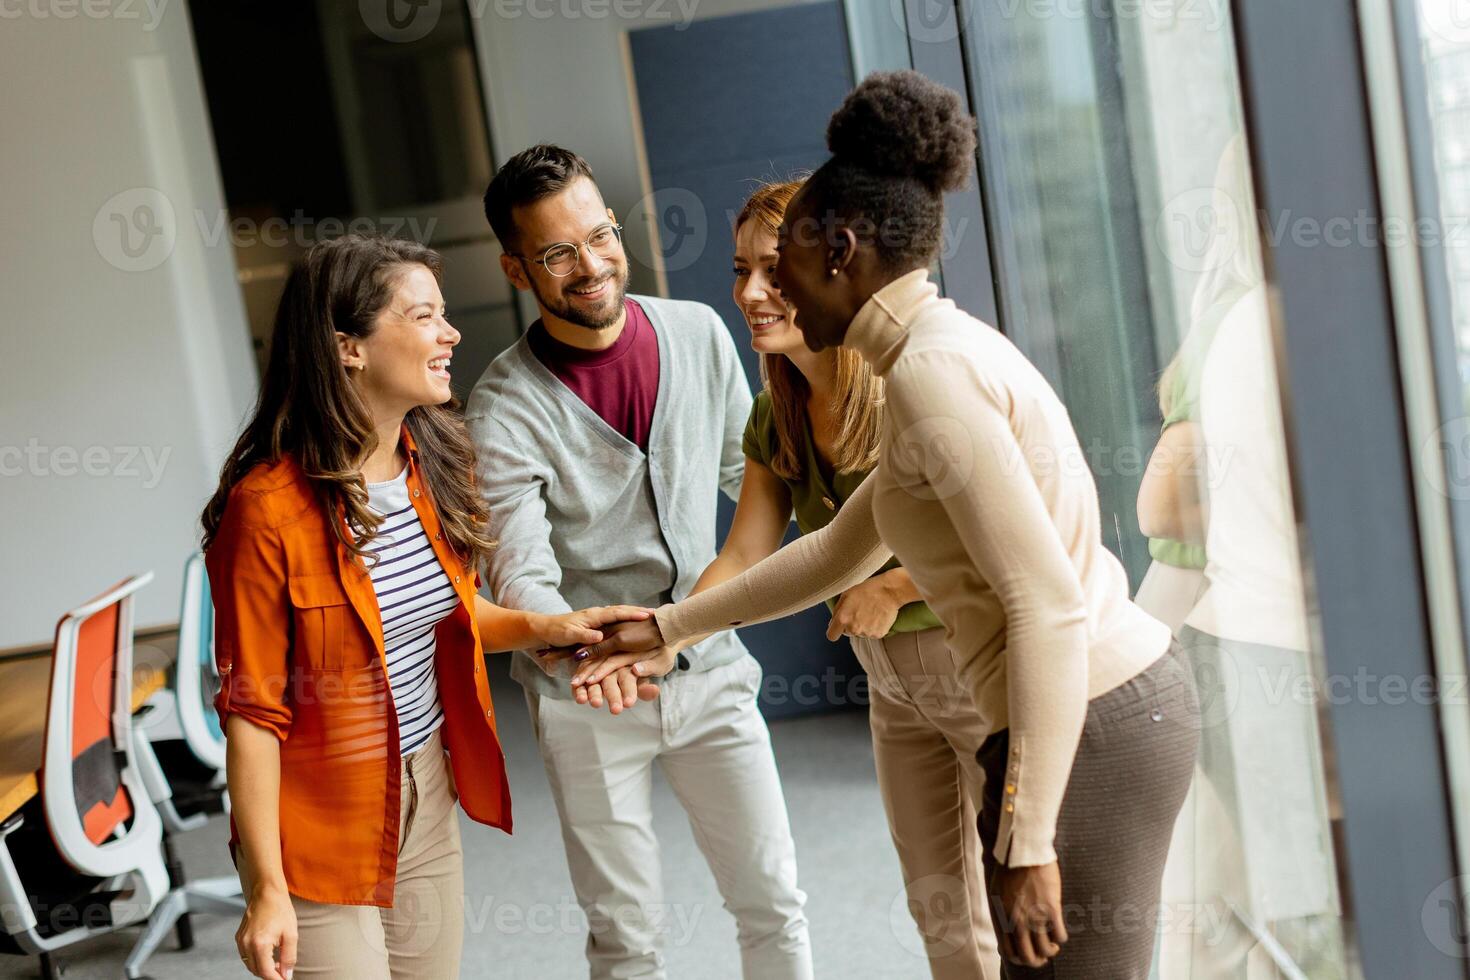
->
xmin=5 ymin=657 xmax=935 ymax=979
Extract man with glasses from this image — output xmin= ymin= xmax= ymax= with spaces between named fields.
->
xmin=465 ymin=144 xmax=812 ymax=980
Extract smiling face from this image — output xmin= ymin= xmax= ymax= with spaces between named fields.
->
xmin=341 ymin=263 xmax=460 ymax=422
xmin=775 ymin=185 xmax=854 ymax=352
xmin=732 ymin=219 xmax=803 ymax=357
xmin=499 ymin=175 xmax=629 ymax=331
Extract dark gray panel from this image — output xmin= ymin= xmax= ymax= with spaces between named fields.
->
xmin=1232 ymin=0 xmax=1463 ymax=975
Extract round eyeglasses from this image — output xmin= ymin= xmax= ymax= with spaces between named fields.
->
xmin=516 ymin=223 xmax=624 ymax=278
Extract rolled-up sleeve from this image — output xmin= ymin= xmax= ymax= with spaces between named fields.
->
xmin=205 ymin=489 xmax=293 ymax=740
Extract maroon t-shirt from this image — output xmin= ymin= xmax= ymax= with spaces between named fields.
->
xmin=527 ymin=299 xmax=660 ymax=452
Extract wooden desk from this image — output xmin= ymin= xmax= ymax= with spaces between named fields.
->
xmin=0 ymin=640 xmax=173 ymax=823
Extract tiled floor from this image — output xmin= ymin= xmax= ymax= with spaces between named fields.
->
xmin=7 ymin=657 xmax=934 ymax=979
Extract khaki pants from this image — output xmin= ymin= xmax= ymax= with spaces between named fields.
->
xmin=527 ymin=655 xmax=811 ymax=980
xmin=851 ymin=628 xmax=1002 ymax=980
xmin=242 ymin=727 xmax=465 ymax=979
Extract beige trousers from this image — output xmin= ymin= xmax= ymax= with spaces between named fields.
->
xmin=851 ymin=628 xmax=1002 ymax=980
xmin=241 ymin=727 xmax=466 ymax=979
xmin=526 ymin=655 xmax=810 ymax=980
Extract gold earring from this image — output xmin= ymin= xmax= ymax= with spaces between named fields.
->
xmin=829 ymin=267 xmax=839 ymax=277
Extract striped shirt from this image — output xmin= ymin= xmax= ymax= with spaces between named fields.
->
xmin=365 ymin=467 xmax=454 ymax=755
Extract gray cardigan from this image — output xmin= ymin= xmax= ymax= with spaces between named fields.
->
xmin=464 ymin=294 xmax=753 ymax=698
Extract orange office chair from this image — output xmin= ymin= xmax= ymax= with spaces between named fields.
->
xmin=0 ymin=574 xmax=169 ymax=980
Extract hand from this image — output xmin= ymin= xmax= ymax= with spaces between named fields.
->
xmin=237 ymin=883 xmax=296 ymax=979
xmin=566 ymin=619 xmax=678 ymax=710
xmin=529 ymin=605 xmax=653 ymax=657
xmin=572 ymin=616 xmax=667 ymax=660
xmin=571 ymin=624 xmax=682 ymax=697
xmin=990 ymin=861 xmax=1068 ymax=968
xmin=572 ymin=663 xmax=664 ymax=714
xmin=826 ymin=575 xmax=904 ymax=641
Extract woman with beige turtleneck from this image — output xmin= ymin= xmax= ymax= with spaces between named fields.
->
xmin=572 ymin=70 xmax=1199 ymax=978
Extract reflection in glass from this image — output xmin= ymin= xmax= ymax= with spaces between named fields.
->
xmin=962 ymin=1 xmax=1353 ymax=974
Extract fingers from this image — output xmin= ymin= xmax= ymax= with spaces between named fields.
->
xmin=596 ymin=605 xmax=653 ymax=623
xmin=1044 ymin=897 xmax=1068 ymax=952
xmin=616 ymin=669 xmax=637 ymax=710
xmin=251 ymin=935 xmax=281 ymax=979
xmin=579 ymin=634 xmax=640 ymax=659
xmin=825 ymin=616 xmax=844 ymax=642
xmin=599 ymin=674 xmax=622 ymax=715
xmin=636 ymin=680 xmax=661 ymax=701
xmin=586 ymin=677 xmax=604 ymax=710
xmin=573 ymin=651 xmax=647 ymax=686
xmin=1011 ymin=921 xmax=1041 ymax=968
xmin=279 ymin=926 xmax=298 ymax=980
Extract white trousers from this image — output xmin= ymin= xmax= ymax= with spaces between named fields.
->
xmin=526 ymin=655 xmax=812 ymax=980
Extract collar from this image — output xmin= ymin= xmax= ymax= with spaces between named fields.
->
xmin=844 ymin=268 xmax=939 ymax=374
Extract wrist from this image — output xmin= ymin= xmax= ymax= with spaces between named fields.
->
xmin=250 ymin=878 xmax=289 ymax=902
xmin=523 ymin=611 xmax=550 ymax=644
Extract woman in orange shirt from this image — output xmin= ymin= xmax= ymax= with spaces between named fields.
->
xmin=201 ymin=234 xmax=652 ymax=980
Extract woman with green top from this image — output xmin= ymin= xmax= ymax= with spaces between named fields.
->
xmin=574 ymin=178 xmax=1000 ymax=980
xmin=1136 ymin=311 xmax=1220 ymax=633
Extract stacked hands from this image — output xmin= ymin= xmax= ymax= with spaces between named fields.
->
xmin=533 ymin=612 xmax=670 ymax=713
xmin=532 ymin=574 xmax=912 ymax=714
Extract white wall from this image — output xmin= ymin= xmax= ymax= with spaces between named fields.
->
xmin=0 ymin=3 xmax=256 ymax=648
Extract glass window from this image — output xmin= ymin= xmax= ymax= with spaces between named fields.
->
xmin=962 ymin=1 xmax=1353 ymax=974
xmin=1417 ymin=3 xmax=1470 ymax=403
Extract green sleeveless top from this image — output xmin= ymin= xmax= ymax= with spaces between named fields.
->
xmin=741 ymin=390 xmax=944 ymax=636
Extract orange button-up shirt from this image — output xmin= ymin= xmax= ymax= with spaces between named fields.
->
xmin=206 ymin=431 xmax=511 ymax=906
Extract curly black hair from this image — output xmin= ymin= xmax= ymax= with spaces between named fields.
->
xmin=801 ymin=71 xmax=977 ymax=271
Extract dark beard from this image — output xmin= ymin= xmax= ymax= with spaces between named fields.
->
xmin=531 ymin=271 xmax=628 ymax=330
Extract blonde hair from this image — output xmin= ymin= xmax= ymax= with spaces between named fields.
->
xmin=736 ymin=179 xmax=884 ymax=480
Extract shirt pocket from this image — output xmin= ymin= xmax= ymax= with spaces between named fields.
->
xmin=289 ymin=573 xmax=350 ymax=671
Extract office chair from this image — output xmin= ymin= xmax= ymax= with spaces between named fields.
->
xmin=0 ymin=573 xmax=169 ymax=980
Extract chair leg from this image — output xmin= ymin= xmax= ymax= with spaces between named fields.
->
xmin=122 ymin=890 xmax=185 ymax=979
xmin=38 ymin=951 xmax=59 ymax=980
xmin=159 ymin=834 xmax=193 ymax=951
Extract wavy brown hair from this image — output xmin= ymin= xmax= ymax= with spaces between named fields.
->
xmin=737 ymin=179 xmax=884 ymax=480
xmin=200 ymin=235 xmax=496 ymax=570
